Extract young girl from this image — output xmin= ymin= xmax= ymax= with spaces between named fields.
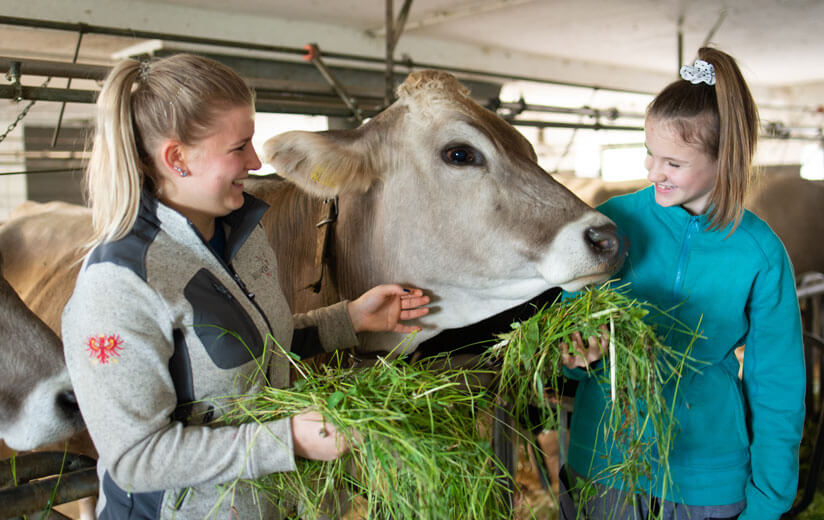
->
xmin=62 ymin=53 xmax=430 ymax=519
xmin=560 ymin=47 xmax=805 ymax=519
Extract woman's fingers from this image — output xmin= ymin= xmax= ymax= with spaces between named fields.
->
xmin=562 ymin=327 xmax=611 ymax=368
xmin=292 ymin=412 xmax=351 ymax=461
xmin=560 ymin=342 xmax=575 ymax=368
xmin=398 ymin=305 xmax=429 ymax=321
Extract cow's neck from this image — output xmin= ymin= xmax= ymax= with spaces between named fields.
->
xmin=265 ymin=183 xmax=554 ymax=356
xmin=332 ymin=189 xmax=385 ymax=302
xmin=331 ymin=187 xmax=554 ymax=355
xmin=259 ymin=182 xmax=342 ymax=313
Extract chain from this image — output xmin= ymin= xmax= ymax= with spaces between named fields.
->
xmin=0 ymin=76 xmax=52 ymax=145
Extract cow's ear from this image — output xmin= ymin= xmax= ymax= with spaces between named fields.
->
xmin=261 ymin=130 xmax=379 ymax=198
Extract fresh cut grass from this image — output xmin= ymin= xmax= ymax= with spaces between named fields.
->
xmin=223 ymin=348 xmax=517 ymax=519
xmin=485 ymin=281 xmax=703 ymax=511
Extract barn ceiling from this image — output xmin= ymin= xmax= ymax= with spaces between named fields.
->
xmin=0 ymin=0 xmax=822 ymax=145
xmin=0 ymin=0 xmax=822 ymax=216
xmin=1 ymin=0 xmax=823 ymax=97
xmin=152 ymin=0 xmax=823 ymax=89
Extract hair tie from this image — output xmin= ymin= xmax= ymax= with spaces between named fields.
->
xmin=139 ymin=60 xmax=150 ymax=81
xmin=680 ymin=59 xmax=715 ymax=86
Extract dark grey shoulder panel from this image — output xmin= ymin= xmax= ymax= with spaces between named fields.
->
xmin=169 ymin=329 xmax=194 ymax=424
xmin=86 ymin=212 xmax=160 ymax=282
xmin=183 ymin=268 xmax=264 ymax=369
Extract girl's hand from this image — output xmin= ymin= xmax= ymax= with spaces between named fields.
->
xmin=291 ymin=411 xmax=353 ymax=461
xmin=560 ymin=325 xmax=609 ymax=369
xmin=348 ymin=284 xmax=430 ymax=334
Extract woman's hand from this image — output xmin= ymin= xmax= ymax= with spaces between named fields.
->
xmin=560 ymin=325 xmax=609 ymax=369
xmin=291 ymin=411 xmax=353 ymax=461
xmin=347 ymin=284 xmax=430 ymax=334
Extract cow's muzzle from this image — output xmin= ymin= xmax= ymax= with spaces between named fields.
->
xmin=585 ymin=224 xmax=626 ymax=267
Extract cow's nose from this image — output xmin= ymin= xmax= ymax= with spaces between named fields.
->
xmin=57 ymin=389 xmax=79 ymax=413
xmin=585 ymin=224 xmax=621 ymax=257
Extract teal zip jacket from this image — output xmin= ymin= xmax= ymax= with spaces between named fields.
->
xmin=566 ymin=186 xmax=805 ymax=519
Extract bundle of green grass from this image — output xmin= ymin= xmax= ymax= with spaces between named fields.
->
xmin=485 ymin=282 xmax=702 ymax=498
xmin=224 ymin=282 xmax=700 ymax=518
xmin=224 ymin=349 xmax=511 ymax=520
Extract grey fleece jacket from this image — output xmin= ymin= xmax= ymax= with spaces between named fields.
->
xmin=62 ymin=192 xmax=358 ymax=519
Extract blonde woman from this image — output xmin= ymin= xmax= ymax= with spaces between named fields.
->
xmin=62 ymin=53 xmax=429 ymax=519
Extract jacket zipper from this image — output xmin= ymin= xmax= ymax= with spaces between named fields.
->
xmin=673 ymin=216 xmax=700 ymax=302
xmin=193 ymin=222 xmax=275 ymax=336
xmin=228 ymin=265 xmax=274 ymax=335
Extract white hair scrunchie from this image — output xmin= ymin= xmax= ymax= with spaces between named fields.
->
xmin=680 ymin=59 xmax=716 ymax=86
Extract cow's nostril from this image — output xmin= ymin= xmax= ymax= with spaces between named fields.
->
xmin=585 ymin=225 xmax=620 ymax=254
xmin=57 ymin=390 xmax=79 ymax=411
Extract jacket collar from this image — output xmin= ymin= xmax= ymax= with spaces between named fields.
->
xmin=139 ymin=191 xmax=269 ymax=262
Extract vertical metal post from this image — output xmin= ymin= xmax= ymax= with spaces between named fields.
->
xmin=385 ymin=0 xmax=395 ymax=106
xmin=51 ymin=29 xmax=84 ymax=148
xmin=677 ymin=14 xmax=684 ymax=72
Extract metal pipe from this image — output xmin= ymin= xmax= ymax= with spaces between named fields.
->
xmin=0 ymin=451 xmax=96 ymax=488
xmin=51 ymin=29 xmax=84 ymax=147
xmin=677 ymin=13 xmax=684 ymax=72
xmin=392 ymin=0 xmax=414 ymax=52
xmin=508 ymin=119 xmax=644 ymax=132
xmin=702 ymin=9 xmax=728 ymax=48
xmin=0 ymin=72 xmax=817 ymax=141
xmin=0 ymin=468 xmax=98 ymax=518
xmin=0 ymin=168 xmax=85 ymax=176
xmin=6 ymin=60 xmax=22 ymax=101
xmin=0 ymin=84 xmax=97 ymax=103
xmin=798 ymin=281 xmax=824 ymax=300
xmin=302 ymin=43 xmax=364 ymax=122
xmin=0 ymin=16 xmax=307 ymax=61
xmin=385 ymin=0 xmax=395 ymax=106
xmin=0 ymin=56 xmax=109 ymax=80
xmin=497 ymin=101 xmax=645 ymax=120
xmin=0 ymin=15 xmax=657 ymax=95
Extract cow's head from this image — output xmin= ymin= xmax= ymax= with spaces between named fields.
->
xmin=263 ymin=70 xmax=624 ymax=350
xmin=0 ymin=253 xmax=83 ymax=450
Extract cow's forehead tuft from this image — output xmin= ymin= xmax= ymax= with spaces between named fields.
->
xmin=396 ymin=70 xmax=471 ymax=100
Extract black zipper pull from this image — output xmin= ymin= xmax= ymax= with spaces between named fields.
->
xmin=212 ymin=282 xmax=233 ymax=300
xmin=231 ymin=269 xmax=255 ymax=300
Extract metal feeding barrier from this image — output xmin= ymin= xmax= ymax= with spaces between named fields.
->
xmin=0 ymin=451 xmax=98 ymax=519
xmin=784 ymin=272 xmax=824 ymax=518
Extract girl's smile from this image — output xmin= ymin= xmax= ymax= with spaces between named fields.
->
xmin=644 ymin=116 xmax=719 ymax=215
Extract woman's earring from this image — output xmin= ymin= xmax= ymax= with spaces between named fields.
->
xmin=174 ymin=166 xmax=188 ymax=177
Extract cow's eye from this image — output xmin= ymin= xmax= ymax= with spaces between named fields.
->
xmin=442 ymin=146 xmax=485 ymax=166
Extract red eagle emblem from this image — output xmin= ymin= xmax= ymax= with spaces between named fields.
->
xmin=86 ymin=334 xmax=124 ymax=365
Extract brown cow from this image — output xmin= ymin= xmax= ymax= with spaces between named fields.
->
xmin=0 ymin=70 xmax=623 ymax=517
xmin=0 ymin=201 xmax=96 ymax=519
xmin=254 ymin=70 xmax=623 ymax=355
xmin=0 ymin=252 xmax=83 ymax=451
xmin=744 ymin=174 xmax=824 ymax=276
xmin=0 ymin=202 xmax=92 ymax=451
xmin=0 ymin=201 xmax=93 ymax=332
xmin=0 ymin=71 xmax=622 ymax=452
